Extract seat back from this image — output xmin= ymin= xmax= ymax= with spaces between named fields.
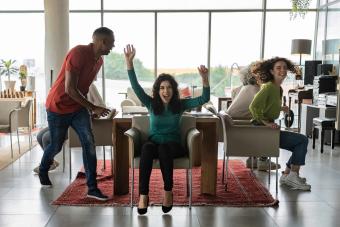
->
xmin=219 ymin=111 xmax=280 ymax=157
xmin=0 ymin=100 xmax=21 ymax=124
xmin=68 ymin=118 xmax=113 ymax=148
xmin=17 ymin=99 xmax=33 ymax=128
xmin=126 ymin=87 xmax=152 ymax=106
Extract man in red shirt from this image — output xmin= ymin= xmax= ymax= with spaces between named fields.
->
xmin=39 ymin=27 xmax=114 ymax=201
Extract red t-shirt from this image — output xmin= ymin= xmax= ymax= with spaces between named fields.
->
xmin=46 ymin=43 xmax=103 ymax=114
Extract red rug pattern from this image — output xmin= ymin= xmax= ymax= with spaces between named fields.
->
xmin=52 ymin=160 xmax=279 ymax=207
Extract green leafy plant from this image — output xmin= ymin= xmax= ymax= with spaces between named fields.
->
xmin=290 ymin=0 xmax=311 ymax=20
xmin=0 ymin=59 xmax=18 ymax=81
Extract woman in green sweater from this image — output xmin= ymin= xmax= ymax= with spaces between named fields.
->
xmin=124 ymin=44 xmax=210 ymax=214
xmin=249 ymin=57 xmax=311 ymax=191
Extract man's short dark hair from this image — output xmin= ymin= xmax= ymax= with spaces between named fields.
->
xmin=93 ymin=27 xmax=113 ymax=37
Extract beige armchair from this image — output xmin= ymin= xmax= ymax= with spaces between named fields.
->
xmin=124 ymin=115 xmax=200 ymax=209
xmin=0 ymin=100 xmax=22 ymax=158
xmin=68 ymin=118 xmax=114 ymax=180
xmin=120 ymin=87 xmax=153 ymax=108
xmin=218 ymin=111 xmax=280 ymax=193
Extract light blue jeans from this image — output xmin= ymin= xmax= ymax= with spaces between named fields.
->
xmin=280 ymin=130 xmax=309 ymax=168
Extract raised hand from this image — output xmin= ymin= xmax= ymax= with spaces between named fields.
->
xmin=197 ymin=65 xmax=209 ymax=87
xmin=124 ymin=44 xmax=136 ymax=69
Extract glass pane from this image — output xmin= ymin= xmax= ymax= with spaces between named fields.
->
xmin=104 ymin=0 xmax=262 ymax=10
xmin=325 ymin=2 xmax=340 ymax=66
xmin=103 ymin=13 xmax=155 ymax=108
xmin=158 ymin=13 xmax=208 ymax=95
xmin=210 ymin=12 xmax=262 ymax=97
xmin=0 ymin=0 xmax=43 ymax=10
xmin=69 ymin=13 xmax=101 ymax=48
xmin=70 ymin=0 xmax=101 ymax=10
xmin=267 ymin=0 xmax=317 ymax=9
xmin=264 ymin=12 xmax=316 ymax=94
xmin=0 ymin=13 xmax=45 ymax=125
xmin=316 ymin=8 xmax=326 ymax=60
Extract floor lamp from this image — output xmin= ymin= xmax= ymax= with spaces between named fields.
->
xmin=291 ymin=39 xmax=311 ymax=82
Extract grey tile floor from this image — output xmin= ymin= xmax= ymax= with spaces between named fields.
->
xmin=1 ymin=135 xmax=340 ymax=227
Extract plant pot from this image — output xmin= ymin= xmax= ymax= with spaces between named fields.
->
xmin=20 ymin=86 xmax=26 ymax=91
xmin=20 ymin=78 xmax=27 ymax=87
xmin=4 ymin=80 xmax=16 ymax=91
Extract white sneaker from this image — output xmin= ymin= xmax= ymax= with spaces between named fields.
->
xmin=33 ymin=160 xmax=60 ymax=174
xmin=280 ymin=174 xmax=288 ymax=185
xmin=285 ymin=172 xmax=311 ymax=191
xmin=280 ymin=172 xmax=306 ymax=184
xmin=258 ymin=159 xmax=281 ymax=171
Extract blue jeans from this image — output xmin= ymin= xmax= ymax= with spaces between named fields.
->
xmin=280 ymin=130 xmax=309 ymax=168
xmin=39 ymin=108 xmax=97 ymax=190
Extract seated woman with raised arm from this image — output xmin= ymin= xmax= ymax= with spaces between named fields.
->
xmin=124 ymin=44 xmax=210 ymax=214
xmin=249 ymin=57 xmax=311 ymax=191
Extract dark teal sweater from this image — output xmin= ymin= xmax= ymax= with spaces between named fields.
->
xmin=128 ymin=69 xmax=210 ymax=144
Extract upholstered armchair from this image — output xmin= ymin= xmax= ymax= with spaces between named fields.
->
xmin=124 ymin=115 xmax=200 ymax=209
xmin=218 ymin=111 xmax=280 ymax=193
xmin=0 ymin=100 xmax=22 ymax=158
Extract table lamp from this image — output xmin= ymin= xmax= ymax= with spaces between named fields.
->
xmin=291 ymin=39 xmax=312 ymax=66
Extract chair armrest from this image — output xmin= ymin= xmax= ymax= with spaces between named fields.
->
xmin=186 ymin=128 xmax=201 ymax=161
xmin=124 ymin=127 xmax=141 ymax=157
xmin=9 ymin=108 xmax=21 ymax=132
xmin=232 ymin=119 xmax=252 ymax=125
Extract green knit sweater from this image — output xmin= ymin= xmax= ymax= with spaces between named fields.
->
xmin=249 ymin=81 xmax=281 ymax=122
xmin=128 ymin=69 xmax=210 ymax=144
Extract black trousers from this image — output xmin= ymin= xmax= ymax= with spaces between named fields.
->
xmin=138 ymin=141 xmax=187 ymax=195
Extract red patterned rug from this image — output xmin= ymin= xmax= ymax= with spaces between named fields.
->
xmin=52 ymin=160 xmax=279 ymax=207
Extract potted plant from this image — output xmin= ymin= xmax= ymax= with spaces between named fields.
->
xmin=19 ymin=64 xmax=28 ymax=91
xmin=290 ymin=0 xmax=312 ymax=20
xmin=0 ymin=59 xmax=18 ymax=91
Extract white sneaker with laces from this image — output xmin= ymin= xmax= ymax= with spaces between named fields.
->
xmin=280 ymin=174 xmax=288 ymax=185
xmin=33 ymin=160 xmax=60 ymax=174
xmin=285 ymin=171 xmax=311 ymax=191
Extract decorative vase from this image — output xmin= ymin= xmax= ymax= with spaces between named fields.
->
xmin=4 ymin=81 xmax=16 ymax=91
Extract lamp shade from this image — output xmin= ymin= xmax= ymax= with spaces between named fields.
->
xmin=291 ymin=39 xmax=312 ymax=55
xmin=323 ymin=39 xmax=340 ymax=54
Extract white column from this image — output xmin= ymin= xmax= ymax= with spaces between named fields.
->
xmin=44 ymin=0 xmax=69 ymax=94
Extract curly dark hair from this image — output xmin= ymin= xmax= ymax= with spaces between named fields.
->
xmin=252 ymin=57 xmax=298 ymax=83
xmin=151 ymin=73 xmax=181 ymax=115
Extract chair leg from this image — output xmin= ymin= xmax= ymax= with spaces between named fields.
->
xmin=110 ymin=146 xmax=113 ymax=175
xmin=10 ymin=132 xmax=13 ymax=159
xmin=331 ymin=129 xmax=335 ymax=149
xmin=321 ymin=129 xmax=325 ymax=154
xmin=186 ymin=169 xmax=189 ymax=197
xmin=69 ymin=147 xmax=72 ymax=181
xmin=275 ymin=157 xmax=278 ymax=198
xmin=221 ymin=145 xmax=226 ymax=184
xmin=28 ymin=127 xmax=32 ymax=151
xmin=312 ymin=126 xmax=316 ymax=149
xmin=268 ymin=157 xmax=271 ymax=186
xmin=225 ymin=156 xmax=229 ymax=189
xmin=103 ymin=146 xmax=106 ymax=170
xmin=131 ymin=161 xmax=134 ymax=208
xmin=62 ymin=143 xmax=65 ymax=173
xmin=16 ymin=129 xmax=21 ymax=154
xmin=189 ymin=168 xmax=192 ymax=209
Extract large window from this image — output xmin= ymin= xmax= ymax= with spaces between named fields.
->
xmin=325 ymin=2 xmax=340 ymax=66
xmin=210 ymin=12 xmax=262 ymax=97
xmin=157 ymin=13 xmax=208 ymax=90
xmin=104 ymin=0 xmax=262 ymax=10
xmin=103 ymin=13 xmax=155 ymax=108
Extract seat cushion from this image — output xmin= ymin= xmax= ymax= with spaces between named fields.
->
xmin=133 ymin=157 xmax=190 ymax=169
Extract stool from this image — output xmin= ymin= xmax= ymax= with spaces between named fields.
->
xmin=312 ymin=117 xmax=336 ymax=153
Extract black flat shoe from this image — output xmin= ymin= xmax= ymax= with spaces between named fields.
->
xmin=137 ymin=196 xmax=149 ymax=215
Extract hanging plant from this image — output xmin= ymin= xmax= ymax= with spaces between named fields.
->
xmin=290 ymin=0 xmax=311 ymax=20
